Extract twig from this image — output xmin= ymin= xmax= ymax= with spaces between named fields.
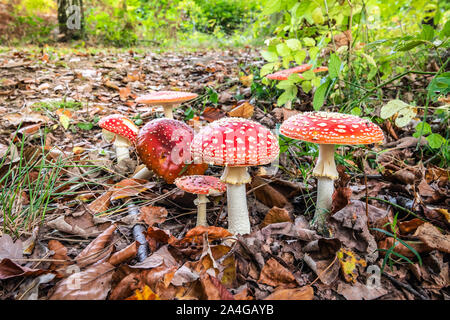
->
xmin=383 ymin=273 xmax=429 ymax=300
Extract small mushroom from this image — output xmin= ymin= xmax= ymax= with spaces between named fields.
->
xmin=191 ymin=117 xmax=280 ymax=235
xmin=135 ymin=91 xmax=198 ymax=119
xmin=175 ymin=175 xmax=226 ymax=226
xmin=136 ymin=118 xmax=207 ymax=184
xmin=280 ymin=111 xmax=384 ymax=235
xmin=98 ymin=114 xmax=139 ymax=163
xmin=266 ymin=65 xmax=328 ymax=81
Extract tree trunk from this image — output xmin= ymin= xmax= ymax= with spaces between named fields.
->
xmin=57 ymin=0 xmax=84 ymax=41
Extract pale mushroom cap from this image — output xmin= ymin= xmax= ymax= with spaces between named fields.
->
xmin=175 ymin=175 xmax=226 ymax=195
xmin=135 ymin=91 xmax=198 ymax=105
xmin=191 ymin=117 xmax=280 ymax=166
xmin=280 ymin=111 xmax=384 ymax=145
xmin=98 ymin=114 xmax=139 ymax=143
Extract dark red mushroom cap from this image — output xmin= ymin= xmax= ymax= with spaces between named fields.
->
xmin=98 ymin=114 xmax=139 ymax=143
xmin=266 ymin=65 xmax=329 ymax=81
xmin=280 ymin=111 xmax=384 ymax=145
xmin=175 ymin=175 xmax=226 ymax=195
xmin=135 ymin=91 xmax=198 ymax=105
xmin=136 ymin=118 xmax=207 ymax=184
xmin=191 ymin=117 xmax=279 ymax=167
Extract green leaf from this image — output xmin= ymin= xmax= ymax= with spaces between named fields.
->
xmin=287 ymin=73 xmax=302 ymax=83
xmin=395 ymin=107 xmax=417 ymax=127
xmin=276 ymin=43 xmax=291 ymax=57
xmin=294 ymin=50 xmax=307 ymax=65
xmin=420 ymin=24 xmax=435 ymax=41
xmin=312 ymin=78 xmax=331 ymax=110
xmin=428 ymin=72 xmax=450 ymax=100
xmin=441 ymin=20 xmax=450 ymax=37
xmin=426 ymin=133 xmax=445 ymax=149
xmin=262 ymin=0 xmax=282 ymax=15
xmin=261 ymin=50 xmax=279 ymax=62
xmin=277 ymin=86 xmax=297 ymax=106
xmin=303 ymin=37 xmax=316 ymax=47
xmin=286 ymin=39 xmax=302 ymax=51
xmin=380 ymin=99 xmax=410 ymax=119
xmin=397 ymin=40 xmax=425 ymax=51
xmin=311 ymin=7 xmax=324 ymax=25
xmin=309 ymin=47 xmax=320 ymax=60
xmin=301 ymin=70 xmax=315 ymax=80
xmin=276 ymin=80 xmax=295 ymax=90
xmin=260 ymin=62 xmax=276 ymax=77
xmin=328 ymin=54 xmax=341 ymax=79
xmin=301 ymin=80 xmax=312 ymax=93
xmin=59 ymin=114 xmax=71 ymax=130
xmin=77 ymin=122 xmax=94 ymax=131
xmin=413 ymin=122 xmax=431 ymax=138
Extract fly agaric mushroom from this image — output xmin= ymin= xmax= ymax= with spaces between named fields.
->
xmin=266 ymin=65 xmax=328 ymax=81
xmin=98 ymin=114 xmax=139 ymax=163
xmin=136 ymin=118 xmax=207 ymax=184
xmin=280 ymin=111 xmax=384 ymax=235
xmin=175 ymin=175 xmax=226 ymax=226
xmin=191 ymin=117 xmax=280 ymax=235
xmin=135 ymin=91 xmax=198 ymax=119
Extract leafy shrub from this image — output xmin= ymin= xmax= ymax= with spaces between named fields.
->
xmin=181 ymin=0 xmax=261 ymax=34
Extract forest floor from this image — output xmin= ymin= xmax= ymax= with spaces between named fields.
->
xmin=0 ymin=46 xmax=448 ymax=300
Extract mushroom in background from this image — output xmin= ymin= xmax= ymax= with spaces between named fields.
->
xmin=191 ymin=117 xmax=280 ymax=235
xmin=135 ymin=91 xmax=198 ymax=119
xmin=175 ymin=175 xmax=226 ymax=226
xmin=98 ymin=114 xmax=139 ymax=163
xmin=136 ymin=118 xmax=207 ymax=184
xmin=266 ymin=64 xmax=329 ymax=81
xmin=280 ymin=111 xmax=384 ymax=235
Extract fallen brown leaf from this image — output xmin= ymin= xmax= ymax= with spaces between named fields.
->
xmin=414 ymin=223 xmax=450 ymax=254
xmin=75 ymin=224 xmax=116 ymax=268
xmin=48 ymin=261 xmax=115 ymax=300
xmin=258 ymin=258 xmax=297 ymax=288
xmin=264 ymin=286 xmax=314 ymax=300
xmin=139 ymin=206 xmax=168 ymax=227
xmin=260 ymin=207 xmax=292 ymax=228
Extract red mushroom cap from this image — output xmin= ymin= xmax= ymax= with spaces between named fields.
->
xmin=136 ymin=118 xmax=207 ymax=184
xmin=266 ymin=65 xmax=328 ymax=81
xmin=98 ymin=114 xmax=139 ymax=143
xmin=191 ymin=117 xmax=280 ymax=167
xmin=135 ymin=91 xmax=198 ymax=105
xmin=280 ymin=111 xmax=384 ymax=145
xmin=175 ymin=175 xmax=226 ymax=195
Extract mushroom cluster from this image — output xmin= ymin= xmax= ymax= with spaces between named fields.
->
xmin=100 ymin=71 xmax=385 ymax=239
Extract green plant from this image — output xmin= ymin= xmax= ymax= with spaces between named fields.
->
xmin=372 ymin=214 xmax=423 ymax=274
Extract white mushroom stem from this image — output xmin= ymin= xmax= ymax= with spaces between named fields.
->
xmin=221 ymin=166 xmax=252 ymax=235
xmin=114 ymin=135 xmax=132 ymax=163
xmin=132 ymin=166 xmax=153 ymax=180
xmin=194 ymin=194 xmax=209 ymax=226
xmin=162 ymin=103 xmax=179 ymax=119
xmin=311 ymin=144 xmax=338 ymax=234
